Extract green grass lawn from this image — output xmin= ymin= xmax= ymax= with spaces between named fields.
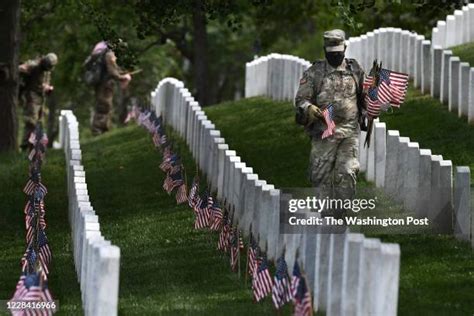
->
xmin=204 ymin=96 xmax=474 ymax=315
xmin=379 ymin=87 xmax=474 ymax=182
xmin=452 ymin=42 xmax=474 ymax=65
xmin=80 ymin=125 xmax=290 ymax=315
xmin=0 ymin=151 xmax=82 ymax=315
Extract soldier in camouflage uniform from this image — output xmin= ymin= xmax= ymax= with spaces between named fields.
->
xmin=19 ymin=53 xmax=58 ymax=149
xmin=90 ymin=42 xmax=131 ymax=135
xmin=294 ymin=30 xmax=366 ymax=217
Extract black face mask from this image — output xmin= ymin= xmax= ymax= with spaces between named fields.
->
xmin=325 ymin=51 xmax=345 ymax=67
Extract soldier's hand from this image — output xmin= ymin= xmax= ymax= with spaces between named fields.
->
xmin=307 ymin=104 xmax=324 ymax=124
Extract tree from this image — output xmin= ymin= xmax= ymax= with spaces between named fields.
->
xmin=0 ymin=0 xmax=21 ymax=152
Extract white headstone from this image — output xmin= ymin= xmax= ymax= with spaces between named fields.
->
xmin=459 ymin=62 xmax=470 ymax=118
xmin=449 ymin=56 xmax=461 ymax=113
xmin=440 ymin=50 xmax=453 ymax=103
xmin=454 ymin=166 xmax=471 ymax=241
xmin=374 ymin=122 xmax=386 ymax=188
xmin=430 ymin=46 xmax=443 ymax=99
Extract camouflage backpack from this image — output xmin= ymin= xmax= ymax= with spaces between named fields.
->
xmin=83 ymin=50 xmax=107 ymax=86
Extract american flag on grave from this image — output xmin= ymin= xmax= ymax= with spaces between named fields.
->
xmin=21 ymin=246 xmax=37 ymax=273
xmin=10 ymin=272 xmax=56 ymax=315
xmin=208 ymin=197 xmax=223 ymax=231
xmin=175 ymin=181 xmax=188 ymax=204
xmin=163 ymin=170 xmax=184 ymax=194
xmin=160 ymin=153 xmax=178 ymax=172
xmin=291 ymin=261 xmax=302 ymax=298
xmin=252 ymin=256 xmax=273 ymax=302
xmin=229 ymin=228 xmax=244 ymax=272
xmin=11 ymin=273 xmax=28 ymax=300
xmin=194 ymin=192 xmax=210 ymax=229
xmin=272 ymin=256 xmax=293 ymax=309
xmin=188 ymin=176 xmax=200 ymax=209
xmin=23 ymin=180 xmax=47 ymax=197
xmin=293 ymin=266 xmax=312 ymax=316
xmin=321 ymin=104 xmax=336 ymax=139
xmin=152 ymin=132 xmax=161 ymax=147
xmin=247 ymin=235 xmax=258 ymax=278
xmin=38 ymin=229 xmax=52 ymax=274
xmin=218 ymin=212 xmax=231 ymax=252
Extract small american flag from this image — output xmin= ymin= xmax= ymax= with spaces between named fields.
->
xmin=291 ymin=262 xmax=312 ymax=316
xmin=252 ymin=256 xmax=273 ymax=302
xmin=194 ymin=193 xmax=210 ymax=229
xmin=12 ymin=274 xmax=27 ymax=300
xmin=272 ymin=256 xmax=293 ymax=309
xmin=247 ymin=236 xmax=258 ymax=278
xmin=291 ymin=262 xmax=301 ymax=298
xmin=163 ymin=171 xmax=184 ymax=194
xmin=321 ymin=104 xmax=336 ymax=139
xmin=365 ymin=87 xmax=382 ymax=118
xmin=38 ymin=230 xmax=52 ymax=274
xmin=208 ymin=197 xmax=223 ymax=231
xmin=11 ymin=273 xmax=56 ymax=315
xmin=229 ymin=228 xmax=244 ymax=272
xmin=293 ymin=273 xmax=312 ymax=316
xmin=175 ymin=183 xmax=188 ymax=204
xmin=378 ymin=68 xmax=409 ymax=107
xmin=188 ymin=176 xmax=200 ymax=209
xmin=218 ymin=213 xmax=231 ymax=252
xmin=21 ymin=246 xmax=37 ymax=273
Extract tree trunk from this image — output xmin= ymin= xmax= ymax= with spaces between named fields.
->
xmin=0 ymin=0 xmax=20 ymax=152
xmin=192 ymin=0 xmax=211 ymax=106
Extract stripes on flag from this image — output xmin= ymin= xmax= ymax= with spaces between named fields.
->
xmin=218 ymin=213 xmax=231 ymax=252
xmin=252 ymin=256 xmax=273 ymax=302
xmin=292 ymin=262 xmax=312 ymax=316
xmin=188 ymin=176 xmax=199 ymax=208
xmin=247 ymin=236 xmax=258 ymax=278
xmin=272 ymin=256 xmax=293 ymax=309
xmin=176 ymin=183 xmax=188 ymax=204
xmin=208 ymin=198 xmax=223 ymax=231
xmin=194 ymin=193 xmax=210 ymax=229
xmin=321 ymin=104 xmax=336 ymax=139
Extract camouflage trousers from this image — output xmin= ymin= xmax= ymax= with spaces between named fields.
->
xmin=309 ymin=134 xmax=360 ymax=207
xmin=92 ymin=80 xmax=115 ymax=136
xmin=22 ymin=91 xmax=44 ymax=148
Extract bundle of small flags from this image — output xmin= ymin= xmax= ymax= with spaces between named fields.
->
xmin=363 ymin=60 xmax=409 ymax=146
xmin=130 ymin=106 xmax=189 ymax=205
xmin=9 ymin=126 xmax=56 ymax=315
xmin=128 ymin=105 xmax=313 ymax=313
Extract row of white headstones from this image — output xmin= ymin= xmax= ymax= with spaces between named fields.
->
xmin=432 ymin=3 xmax=474 ymax=49
xmin=245 ymin=46 xmax=473 ymax=247
xmin=150 ymin=77 xmax=400 ymax=316
xmin=58 ymin=111 xmax=120 ymax=316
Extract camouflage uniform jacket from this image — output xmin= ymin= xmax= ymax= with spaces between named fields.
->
xmin=294 ymin=58 xmax=366 ymax=139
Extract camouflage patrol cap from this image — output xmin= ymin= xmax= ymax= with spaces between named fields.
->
xmin=43 ymin=53 xmax=58 ymax=66
xmin=323 ymin=29 xmax=346 ymax=52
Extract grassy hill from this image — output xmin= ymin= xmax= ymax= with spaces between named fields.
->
xmin=204 ymin=94 xmax=474 ymax=315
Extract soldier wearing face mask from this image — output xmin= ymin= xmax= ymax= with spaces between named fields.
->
xmin=294 ymin=29 xmax=366 ymax=218
xmin=19 ymin=53 xmax=58 ymax=150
